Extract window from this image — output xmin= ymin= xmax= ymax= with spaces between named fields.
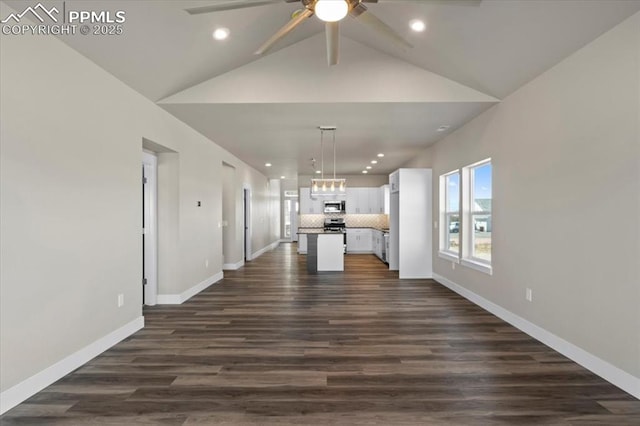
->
xmin=462 ymin=159 xmax=492 ymax=273
xmin=439 ymin=159 xmax=492 ymax=274
xmin=439 ymin=171 xmax=460 ymax=260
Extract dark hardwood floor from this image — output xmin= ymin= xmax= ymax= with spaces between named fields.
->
xmin=2 ymin=243 xmax=638 ymax=425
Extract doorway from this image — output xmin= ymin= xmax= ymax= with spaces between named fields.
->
xmin=283 ymin=192 xmax=299 ymax=242
xmin=243 ymin=186 xmax=252 ymax=261
xmin=142 ymin=151 xmax=158 ymax=305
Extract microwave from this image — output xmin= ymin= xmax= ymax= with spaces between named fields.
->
xmin=324 ymin=200 xmax=346 ymax=213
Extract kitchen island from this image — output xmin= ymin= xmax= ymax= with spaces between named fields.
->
xmin=297 ymin=229 xmax=344 ymax=273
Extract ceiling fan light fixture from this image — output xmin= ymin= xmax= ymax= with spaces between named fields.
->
xmin=315 ymin=0 xmax=349 ymax=23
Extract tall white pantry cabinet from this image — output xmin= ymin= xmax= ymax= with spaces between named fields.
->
xmin=389 ymin=168 xmax=433 ymax=279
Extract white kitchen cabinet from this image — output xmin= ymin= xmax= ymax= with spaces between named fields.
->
xmin=368 ymin=189 xmax=380 ymax=214
xmin=381 ymin=184 xmax=390 ymax=214
xmin=346 ymin=228 xmax=373 ymax=253
xmin=345 ymin=188 xmax=360 ymax=214
xmin=299 ymin=187 xmax=323 ymax=214
xmin=346 ymin=187 xmax=382 ymax=214
xmin=346 ymin=188 xmax=365 ymax=214
xmin=372 ymin=229 xmax=384 ymax=260
xmin=389 ymin=171 xmax=399 ymax=193
xmin=346 ymin=230 xmax=359 ymax=251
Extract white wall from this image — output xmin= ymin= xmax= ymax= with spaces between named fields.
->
xmin=0 ymin=3 xmax=280 ymax=397
xmin=408 ymin=13 xmax=640 ymax=382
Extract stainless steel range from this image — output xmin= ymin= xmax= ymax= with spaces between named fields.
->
xmin=324 ymin=218 xmax=347 ymax=252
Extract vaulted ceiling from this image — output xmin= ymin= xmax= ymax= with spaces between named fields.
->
xmin=6 ymin=0 xmax=640 ymax=178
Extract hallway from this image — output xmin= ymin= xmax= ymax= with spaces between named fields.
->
xmin=2 ymin=244 xmax=638 ymax=425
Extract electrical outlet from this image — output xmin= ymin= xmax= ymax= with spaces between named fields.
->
xmin=525 ymin=288 xmax=533 ymax=302
xmin=117 ymin=293 xmax=124 ymax=307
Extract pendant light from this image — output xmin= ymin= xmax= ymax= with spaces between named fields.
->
xmin=310 ymin=126 xmax=347 ymax=197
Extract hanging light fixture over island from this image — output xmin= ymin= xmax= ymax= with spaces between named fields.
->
xmin=311 ymin=126 xmax=346 ymax=198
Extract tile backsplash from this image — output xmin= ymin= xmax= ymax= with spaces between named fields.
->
xmin=299 ymin=214 xmax=389 ymax=229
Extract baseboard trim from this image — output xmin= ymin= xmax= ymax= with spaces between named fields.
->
xmin=251 ymin=240 xmax=281 ymax=260
xmin=400 ymin=273 xmax=433 ymax=279
xmin=223 ymin=260 xmax=245 ymax=270
xmin=157 ymin=271 xmax=224 ymax=305
xmin=432 ymin=273 xmax=640 ymax=400
xmin=0 ymin=316 xmax=144 ymax=415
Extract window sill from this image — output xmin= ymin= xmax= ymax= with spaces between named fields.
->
xmin=438 ymin=251 xmax=460 ymax=263
xmin=461 ymin=258 xmax=492 ymax=275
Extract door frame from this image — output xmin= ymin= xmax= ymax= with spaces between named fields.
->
xmin=142 ymin=151 xmax=158 ymax=306
xmin=243 ymin=184 xmax=252 ymax=261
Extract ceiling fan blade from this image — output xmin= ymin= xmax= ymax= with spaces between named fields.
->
xmin=325 ymin=22 xmax=339 ymax=66
xmin=351 ymin=8 xmax=413 ymax=49
xmin=255 ymin=7 xmax=314 ymax=55
xmin=185 ymin=0 xmax=292 ymax=15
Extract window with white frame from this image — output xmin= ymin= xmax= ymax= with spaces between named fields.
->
xmin=439 ymin=159 xmax=492 ymax=274
xmin=462 ymin=159 xmax=492 ymax=273
xmin=439 ymin=171 xmax=460 ymax=259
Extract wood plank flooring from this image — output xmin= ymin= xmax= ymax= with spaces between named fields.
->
xmin=2 ymin=243 xmax=638 ymax=425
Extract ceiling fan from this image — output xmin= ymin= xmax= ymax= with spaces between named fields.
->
xmin=185 ymin=0 xmax=418 ymax=66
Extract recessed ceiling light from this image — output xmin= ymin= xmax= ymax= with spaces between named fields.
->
xmin=212 ymin=27 xmax=230 ymax=41
xmin=371 ymin=160 xmax=378 ymax=164
xmin=437 ymin=125 xmax=451 ymax=132
xmin=366 ymin=166 xmax=372 ymax=170
xmin=265 ymin=163 xmax=272 ymax=167
xmin=409 ymin=19 xmax=426 ymax=32
xmin=315 ymin=170 xmax=322 ymax=174
xmin=280 ymin=176 xmax=286 ymax=179
xmin=362 ymin=170 xmax=368 ymax=174
xmin=377 ymin=153 xmax=384 ymax=158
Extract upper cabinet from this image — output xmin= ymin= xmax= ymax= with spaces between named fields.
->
xmin=389 ymin=171 xmax=399 ymax=193
xmin=381 ymin=184 xmax=390 ymax=214
xmin=299 ymin=187 xmax=323 ymax=214
xmin=368 ymin=189 xmax=381 ymax=214
xmin=300 ymin=186 xmax=391 ymax=216
xmin=346 ymin=187 xmax=384 ymax=214
xmin=345 ymin=188 xmax=360 ymax=214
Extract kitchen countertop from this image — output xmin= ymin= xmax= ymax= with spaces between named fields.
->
xmin=298 ymin=227 xmax=388 ymax=234
xmin=352 ymin=227 xmax=389 ymax=233
xmin=297 ymin=228 xmax=343 ymax=235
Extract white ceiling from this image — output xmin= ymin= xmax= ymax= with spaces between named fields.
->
xmin=6 ymin=0 xmax=639 ymax=178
